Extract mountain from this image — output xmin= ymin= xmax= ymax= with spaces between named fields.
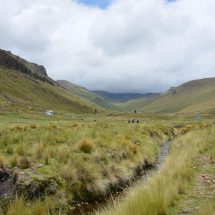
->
xmin=0 ymin=49 xmax=54 ymax=85
xmin=57 ymin=80 xmax=119 ymax=110
xmin=130 ymin=78 xmax=215 ymax=114
xmin=91 ymin=90 xmax=156 ymax=102
xmin=0 ymin=49 xmax=99 ymax=114
xmin=115 ymin=94 xmax=160 ymax=111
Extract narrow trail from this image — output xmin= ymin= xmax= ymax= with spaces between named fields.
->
xmin=71 ymin=141 xmax=172 ymax=215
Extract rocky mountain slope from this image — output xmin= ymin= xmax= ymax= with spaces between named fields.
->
xmin=0 ymin=50 xmax=99 ymax=114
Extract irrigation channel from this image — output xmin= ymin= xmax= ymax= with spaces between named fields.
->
xmin=71 ymin=141 xmax=172 ymax=215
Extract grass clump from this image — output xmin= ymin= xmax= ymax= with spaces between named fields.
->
xmin=78 ymin=138 xmax=94 ymax=153
xmin=6 ymin=196 xmax=55 ymax=215
xmin=61 ymin=164 xmax=77 ymax=183
xmin=35 ymin=143 xmax=44 ymax=160
xmin=18 ymin=157 xmax=31 ymax=169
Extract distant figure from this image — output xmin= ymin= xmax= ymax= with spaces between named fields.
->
xmin=134 ymin=110 xmax=137 ymax=114
xmin=132 ymin=119 xmax=135 ymax=123
xmin=136 ymin=120 xmax=140 ymax=123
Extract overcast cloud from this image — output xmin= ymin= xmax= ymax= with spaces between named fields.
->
xmin=0 ymin=0 xmax=215 ymax=93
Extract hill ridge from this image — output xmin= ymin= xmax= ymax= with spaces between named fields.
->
xmin=0 ymin=49 xmax=54 ymax=85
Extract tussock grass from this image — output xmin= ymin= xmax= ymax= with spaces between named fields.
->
xmin=35 ymin=143 xmax=45 ymax=160
xmin=78 ymin=138 xmax=94 ymax=153
xmin=6 ymin=196 xmax=55 ymax=215
xmin=0 ymin=120 xmax=173 ymax=213
xmin=18 ymin=156 xmax=31 ymax=169
xmin=95 ymin=127 xmax=214 ymax=215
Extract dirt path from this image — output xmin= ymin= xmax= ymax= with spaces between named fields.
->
xmin=171 ymin=156 xmax=215 ymax=215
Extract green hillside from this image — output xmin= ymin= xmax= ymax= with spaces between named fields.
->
xmin=57 ymin=80 xmax=120 ymax=110
xmin=127 ymin=78 xmax=215 ymax=114
xmin=0 ymin=49 xmax=101 ymax=114
xmin=115 ymin=94 xmax=160 ymax=112
xmin=0 ymin=69 xmax=99 ymax=114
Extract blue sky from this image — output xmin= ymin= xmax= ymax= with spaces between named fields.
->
xmin=78 ymin=0 xmax=112 ymax=8
xmin=78 ymin=0 xmax=174 ymax=8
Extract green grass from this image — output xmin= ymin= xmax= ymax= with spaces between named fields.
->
xmin=94 ymin=124 xmax=215 ymax=215
xmin=57 ymin=80 xmax=120 ymax=110
xmin=0 ymin=118 xmax=172 ymax=214
xmin=0 ymin=69 xmax=101 ymax=114
xmin=118 ymin=78 xmax=215 ymax=114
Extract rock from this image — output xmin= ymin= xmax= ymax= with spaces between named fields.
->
xmin=0 ymin=169 xmax=16 ymax=204
xmin=14 ymin=169 xmax=57 ymax=199
xmin=0 ymin=169 xmax=10 ymax=182
xmin=46 ymin=179 xmax=57 ymax=195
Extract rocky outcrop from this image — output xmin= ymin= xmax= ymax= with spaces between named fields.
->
xmin=0 ymin=49 xmax=55 ymax=85
xmin=14 ymin=168 xmax=58 ymax=199
xmin=0 ymin=169 xmax=16 ymax=207
xmin=0 ymin=168 xmax=57 ymax=203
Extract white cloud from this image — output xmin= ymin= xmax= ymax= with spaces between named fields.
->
xmin=0 ymin=0 xmax=215 ymax=92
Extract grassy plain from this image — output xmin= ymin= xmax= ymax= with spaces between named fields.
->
xmin=0 ymin=113 xmax=174 ymax=214
xmin=94 ymin=121 xmax=215 ymax=215
xmin=0 ymin=112 xmax=214 ymax=215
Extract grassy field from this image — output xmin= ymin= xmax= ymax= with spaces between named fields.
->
xmin=0 ymin=112 xmax=214 ymax=215
xmin=94 ymin=121 xmax=215 ymax=215
xmin=0 ymin=114 xmax=175 ymax=215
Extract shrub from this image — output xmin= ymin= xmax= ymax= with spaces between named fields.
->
xmin=78 ymin=139 xmax=94 ymax=153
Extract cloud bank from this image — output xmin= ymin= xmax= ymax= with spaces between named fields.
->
xmin=0 ymin=0 xmax=215 ymax=92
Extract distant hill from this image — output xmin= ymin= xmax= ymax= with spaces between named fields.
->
xmin=91 ymin=90 xmax=157 ymax=102
xmin=130 ymin=78 xmax=215 ymax=114
xmin=0 ymin=49 xmax=100 ymax=114
xmin=115 ymin=94 xmax=160 ymax=111
xmin=57 ymin=80 xmax=119 ymax=110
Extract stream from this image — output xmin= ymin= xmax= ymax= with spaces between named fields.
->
xmin=70 ymin=141 xmax=172 ymax=215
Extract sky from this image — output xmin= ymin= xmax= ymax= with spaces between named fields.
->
xmin=78 ymin=0 xmax=112 ymax=8
xmin=0 ymin=0 xmax=215 ymax=93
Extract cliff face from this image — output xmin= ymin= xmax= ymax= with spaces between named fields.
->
xmin=0 ymin=49 xmax=54 ymax=85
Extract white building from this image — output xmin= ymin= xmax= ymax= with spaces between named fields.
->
xmin=45 ymin=110 xmax=54 ymax=116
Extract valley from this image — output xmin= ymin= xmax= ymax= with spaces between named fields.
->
xmin=0 ymin=50 xmax=215 ymax=215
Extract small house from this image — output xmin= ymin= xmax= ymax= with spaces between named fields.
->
xmin=45 ymin=110 xmax=54 ymax=116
